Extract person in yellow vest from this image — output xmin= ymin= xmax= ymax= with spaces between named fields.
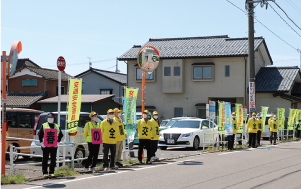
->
xmin=256 ymin=113 xmax=264 ymax=147
xmin=268 ymin=115 xmax=273 ymax=126
xmin=269 ymin=115 xmax=278 ymax=145
xmin=83 ymin=111 xmax=101 ymax=172
xmin=294 ymin=119 xmax=301 ymax=140
xmin=114 ymin=108 xmax=125 ymax=168
xmin=137 ymin=110 xmax=152 ymax=164
xmin=246 ymin=112 xmax=258 ymax=148
xmin=150 ymin=111 xmax=160 ymax=161
xmin=228 ymin=112 xmax=237 ymax=150
xmin=38 ymin=112 xmax=63 ymax=177
xmin=100 ymin=109 xmax=119 ymax=171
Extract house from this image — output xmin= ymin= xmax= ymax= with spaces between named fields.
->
xmin=38 ymin=94 xmax=122 ymax=115
xmin=75 ymin=67 xmax=127 ymax=104
xmin=7 ymin=60 xmax=73 ymax=110
xmin=118 ymin=35 xmax=274 ymax=119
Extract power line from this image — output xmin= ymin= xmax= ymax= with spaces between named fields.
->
xmin=287 ymin=0 xmax=301 ymax=12
xmin=225 ymin=0 xmax=298 ymax=51
xmin=285 ymin=0 xmax=301 ymax=15
xmin=271 ymin=1 xmax=301 ymax=32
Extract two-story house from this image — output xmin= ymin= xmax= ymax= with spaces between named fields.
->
xmin=118 ymin=35 xmax=275 ymax=119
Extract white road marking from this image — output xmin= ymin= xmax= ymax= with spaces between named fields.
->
xmin=23 ymin=158 xmax=198 ymax=189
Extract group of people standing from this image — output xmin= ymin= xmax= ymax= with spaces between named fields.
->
xmin=227 ymin=112 xmax=279 ymax=150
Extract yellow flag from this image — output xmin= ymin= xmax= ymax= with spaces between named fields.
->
xmin=67 ymin=79 xmax=82 ymax=133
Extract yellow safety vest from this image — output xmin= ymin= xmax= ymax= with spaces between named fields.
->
xmin=246 ymin=118 xmax=258 ymax=133
xmin=100 ymin=118 xmax=119 ymax=144
xmin=150 ymin=118 xmax=160 ymax=140
xmin=257 ymin=119 xmax=264 ymax=131
xmin=85 ymin=121 xmax=100 ymax=143
xmin=137 ymin=119 xmax=152 ymax=140
xmin=270 ymin=120 xmax=278 ymax=132
xmin=114 ymin=117 xmax=125 ymax=141
xmin=42 ymin=122 xmax=60 ymax=143
xmin=232 ymin=118 xmax=238 ymax=134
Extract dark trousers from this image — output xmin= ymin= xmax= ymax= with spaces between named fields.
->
xmin=151 ymin=140 xmax=158 ymax=157
xmin=249 ymin=133 xmax=256 ymax=148
xmin=138 ymin=139 xmax=151 ymax=161
xmin=42 ymin=147 xmax=57 ymax=174
xmin=85 ymin=142 xmax=100 ymax=168
xmin=296 ymin=130 xmax=301 ymax=138
xmin=257 ymin=130 xmax=262 ymax=145
xmin=227 ymin=134 xmax=235 ymax=150
xmin=103 ymin=143 xmax=116 ymax=168
xmin=270 ymin=132 xmax=277 ymax=144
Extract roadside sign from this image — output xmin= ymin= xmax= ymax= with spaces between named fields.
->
xmin=206 ymin=104 xmax=209 ymax=119
xmin=57 ymin=56 xmax=66 ymax=71
xmin=8 ymin=41 xmax=22 ymax=77
xmin=209 ymin=101 xmax=215 ymax=120
xmin=249 ymin=82 xmax=255 ymax=112
xmin=243 ymin=105 xmax=248 ymax=121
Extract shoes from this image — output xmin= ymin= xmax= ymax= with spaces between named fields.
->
xmin=43 ymin=174 xmax=48 ymax=178
xmin=83 ymin=168 xmax=89 ymax=172
xmin=273 ymin=143 xmax=277 ymax=145
xmin=104 ymin=167 xmax=109 ymax=172
xmin=91 ymin=167 xmax=95 ymax=173
xmin=110 ymin=167 xmax=118 ymax=170
xmin=139 ymin=160 xmax=143 ymax=164
xmin=49 ymin=174 xmax=55 ymax=177
xmin=153 ymin=157 xmax=159 ymax=162
xmin=146 ymin=161 xmax=152 ymax=164
xmin=116 ymin=162 xmax=123 ymax=167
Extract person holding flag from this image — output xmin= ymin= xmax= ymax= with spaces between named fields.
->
xmin=137 ymin=110 xmax=152 ymax=164
xmin=269 ymin=115 xmax=278 ymax=145
xmin=256 ymin=113 xmax=264 ymax=147
xmin=114 ymin=108 xmax=125 ymax=168
xmin=38 ymin=112 xmax=64 ymax=177
xmin=228 ymin=112 xmax=237 ymax=150
xmin=295 ymin=119 xmax=301 ymax=140
xmin=246 ymin=112 xmax=258 ymax=148
xmin=150 ymin=111 xmax=160 ymax=161
xmin=83 ymin=111 xmax=101 ymax=172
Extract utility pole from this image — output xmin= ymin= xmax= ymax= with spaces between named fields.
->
xmin=298 ymin=48 xmax=301 ymax=71
xmin=248 ymin=0 xmax=255 ymax=83
xmin=88 ymin=57 xmax=92 ymax=69
xmin=116 ymin=57 xmax=118 ymax=73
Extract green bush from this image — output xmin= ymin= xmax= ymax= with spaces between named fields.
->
xmin=1 ymin=173 xmax=27 ymax=184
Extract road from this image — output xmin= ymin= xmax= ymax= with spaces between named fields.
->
xmin=3 ymin=141 xmax=301 ymax=189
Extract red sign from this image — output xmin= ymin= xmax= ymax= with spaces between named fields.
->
xmin=44 ymin=129 xmax=57 ymax=147
xmin=57 ymin=56 xmax=66 ymax=71
xmin=91 ymin=129 xmax=102 ymax=144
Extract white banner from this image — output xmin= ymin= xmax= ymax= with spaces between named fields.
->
xmin=249 ymin=82 xmax=255 ymax=112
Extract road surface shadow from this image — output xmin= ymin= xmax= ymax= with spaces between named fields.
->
xmin=177 ymin=161 xmax=203 ymax=166
xmin=43 ymin=184 xmax=66 ymax=188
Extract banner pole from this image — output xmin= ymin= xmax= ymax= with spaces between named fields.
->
xmin=1 ymin=51 xmax=7 ymax=176
xmin=142 ymin=71 xmax=145 ymax=113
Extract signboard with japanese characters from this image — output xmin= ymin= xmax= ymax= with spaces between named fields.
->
xmin=249 ymin=82 xmax=255 ymax=112
xmin=91 ymin=129 xmax=102 ymax=144
xmin=209 ymin=101 xmax=215 ymax=120
xmin=44 ymin=129 xmax=57 ymax=147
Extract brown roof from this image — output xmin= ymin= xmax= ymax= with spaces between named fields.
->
xmin=7 ymin=92 xmax=48 ymax=107
xmin=38 ymin=94 xmax=115 ymax=104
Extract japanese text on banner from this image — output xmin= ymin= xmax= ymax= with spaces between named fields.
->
xmin=288 ymin=109 xmax=296 ymax=130
xmin=218 ymin=102 xmax=225 ymax=134
xmin=236 ymin=104 xmax=243 ymax=133
xmin=278 ymin=108 xmax=285 ymax=129
xmin=261 ymin=107 xmax=269 ymax=132
xmin=124 ymin=88 xmax=138 ymax=138
xmin=67 ymin=79 xmax=82 ymax=133
xmin=224 ymin=102 xmax=233 ymax=136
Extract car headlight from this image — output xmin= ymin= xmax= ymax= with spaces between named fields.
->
xmin=181 ymin=132 xmax=193 ymax=138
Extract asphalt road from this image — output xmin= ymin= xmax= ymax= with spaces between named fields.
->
xmin=4 ymin=141 xmax=301 ymax=189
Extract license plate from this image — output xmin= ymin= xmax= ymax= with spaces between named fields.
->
xmin=167 ymin=139 xmax=175 ymax=144
xmin=261 ymin=134 xmax=266 ymax=136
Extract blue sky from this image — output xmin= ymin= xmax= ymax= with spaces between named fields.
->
xmin=1 ymin=0 xmax=301 ymax=77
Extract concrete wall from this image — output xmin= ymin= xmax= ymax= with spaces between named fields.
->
xmin=79 ymin=71 xmax=124 ymax=103
xmin=162 ymin=59 xmax=183 ymax=93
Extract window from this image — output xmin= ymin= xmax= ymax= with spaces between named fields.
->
xmin=56 ymin=86 xmax=66 ymax=96
xmin=7 ymin=112 xmax=17 ymax=128
xmin=225 ymin=65 xmax=230 ymax=77
xmin=197 ymin=108 xmax=206 ymax=119
xmin=164 ymin=67 xmax=171 ymax=76
xmin=201 ymin=120 xmax=209 ymax=129
xmin=136 ymin=68 xmax=154 ymax=80
xmin=79 ymin=115 xmax=91 ymax=128
xmin=174 ymin=108 xmax=183 ymax=117
xmin=19 ymin=114 xmax=32 ymax=128
xmin=174 ymin=67 xmax=180 ymax=76
xmin=193 ymin=66 xmax=212 ymax=79
xmin=22 ymin=79 xmax=37 ymax=86
xmin=100 ymin=89 xmax=113 ymax=95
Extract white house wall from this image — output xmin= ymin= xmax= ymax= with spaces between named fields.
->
xmin=256 ymin=93 xmax=291 ymax=116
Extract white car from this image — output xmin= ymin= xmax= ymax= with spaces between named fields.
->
xmin=159 ymin=119 xmax=218 ymax=150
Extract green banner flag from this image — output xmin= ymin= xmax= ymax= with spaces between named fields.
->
xmin=288 ymin=109 xmax=296 ymax=130
xmin=278 ymin=108 xmax=285 ymax=129
xmin=218 ymin=102 xmax=225 ymax=134
xmin=236 ymin=104 xmax=243 ymax=134
xmin=261 ymin=107 xmax=269 ymax=132
xmin=295 ymin=110 xmax=301 ymax=124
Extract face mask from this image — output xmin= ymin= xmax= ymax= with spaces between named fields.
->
xmin=143 ymin=114 xmax=148 ymax=118
xmin=232 ymin=116 xmax=236 ymax=119
xmin=252 ymin=116 xmax=256 ymax=119
xmin=92 ymin=117 xmax=97 ymax=122
xmin=109 ymin=115 xmax=114 ymax=119
xmin=47 ymin=118 xmax=54 ymax=123
xmin=118 ymin=113 xmax=121 ymax=117
xmin=274 ymin=118 xmax=277 ymax=120
xmin=154 ymin=116 xmax=158 ymax=119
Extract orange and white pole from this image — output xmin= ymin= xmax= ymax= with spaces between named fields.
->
xmin=142 ymin=71 xmax=145 ymax=113
xmin=1 ymin=51 xmax=7 ymax=175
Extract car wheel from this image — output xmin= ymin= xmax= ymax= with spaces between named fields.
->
xmin=6 ymin=144 xmax=20 ymax=161
xmin=192 ymin=137 xmax=200 ymax=150
xmin=159 ymin=146 xmax=167 ymax=150
xmin=74 ymin=147 xmax=85 ymax=165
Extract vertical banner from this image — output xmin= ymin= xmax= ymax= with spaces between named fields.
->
xmin=44 ymin=129 xmax=57 ymax=147
xmin=224 ymin=102 xmax=233 ymax=136
xmin=295 ymin=110 xmax=301 ymax=124
xmin=236 ymin=104 xmax=243 ymax=133
xmin=261 ymin=107 xmax=269 ymax=132
xmin=91 ymin=129 xmax=102 ymax=144
xmin=209 ymin=101 xmax=215 ymax=120
xmin=249 ymin=82 xmax=256 ymax=112
xmin=67 ymin=79 xmax=82 ymax=133
xmin=288 ymin=109 xmax=296 ymax=130
xmin=218 ymin=102 xmax=225 ymax=134
xmin=278 ymin=108 xmax=285 ymax=129
xmin=124 ymin=88 xmax=139 ymax=139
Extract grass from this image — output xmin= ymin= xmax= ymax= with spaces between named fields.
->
xmin=122 ymin=159 xmax=139 ymax=164
xmin=54 ymin=166 xmax=78 ymax=177
xmin=1 ymin=173 xmax=27 ymax=184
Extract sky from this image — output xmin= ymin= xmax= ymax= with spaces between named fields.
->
xmin=1 ymin=0 xmax=301 ymax=77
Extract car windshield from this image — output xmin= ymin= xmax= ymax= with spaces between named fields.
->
xmin=160 ymin=120 xmax=168 ymax=127
xmin=166 ymin=119 xmax=179 ymax=127
xmin=171 ymin=121 xmax=200 ymax=129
